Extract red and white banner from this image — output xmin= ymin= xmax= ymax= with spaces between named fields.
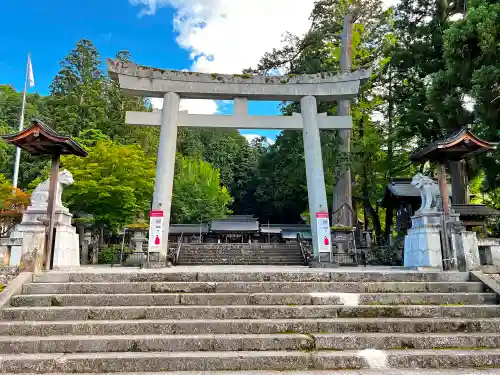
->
xmin=149 ymin=210 xmax=164 ymax=250
xmin=315 ymin=212 xmax=331 ymax=253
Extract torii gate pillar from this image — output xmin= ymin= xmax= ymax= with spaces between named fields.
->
xmin=152 ymin=92 xmax=180 ymax=256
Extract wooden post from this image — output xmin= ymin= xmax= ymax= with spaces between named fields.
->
xmin=333 ymin=14 xmax=354 ymax=227
xmin=44 ymin=153 xmax=60 ymax=271
xmin=450 ymin=160 xmax=468 ymax=204
xmin=437 ymin=162 xmax=453 ymax=270
xmin=437 ymin=163 xmax=450 ymax=218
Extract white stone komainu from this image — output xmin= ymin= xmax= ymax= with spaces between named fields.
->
xmin=29 ymin=169 xmax=74 ymax=212
xmin=411 ymin=173 xmax=439 ymax=213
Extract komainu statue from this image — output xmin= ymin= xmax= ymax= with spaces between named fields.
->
xmin=30 ymin=169 xmax=74 ymax=210
xmin=411 ymin=173 xmax=439 ymax=213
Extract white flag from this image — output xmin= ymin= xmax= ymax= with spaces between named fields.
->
xmin=27 ymin=54 xmax=35 ymax=87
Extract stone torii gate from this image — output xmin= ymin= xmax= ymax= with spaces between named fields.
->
xmin=107 ymin=59 xmax=369 ymax=260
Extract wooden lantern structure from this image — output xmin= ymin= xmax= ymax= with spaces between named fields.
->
xmin=2 ymin=119 xmax=87 ymax=270
xmin=409 ymin=128 xmax=497 ymax=269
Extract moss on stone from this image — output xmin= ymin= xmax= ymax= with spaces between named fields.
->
xmin=233 ymin=73 xmax=253 ymax=79
xmin=50 ymin=297 xmax=62 ymax=307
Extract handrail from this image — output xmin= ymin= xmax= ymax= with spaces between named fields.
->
xmin=174 ymin=233 xmax=184 ymax=265
xmin=297 ymin=233 xmax=310 ymax=265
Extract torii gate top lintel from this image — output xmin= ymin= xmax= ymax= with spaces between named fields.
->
xmin=106 ymin=58 xmax=370 ymax=102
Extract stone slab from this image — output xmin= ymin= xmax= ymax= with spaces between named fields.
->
xmin=313 ymin=332 xmax=500 ymax=350
xmin=2 ymin=350 xmax=500 ymax=372
xmin=0 ymin=333 xmax=314 ymax=354
xmin=31 ymin=270 xmax=470 ymax=283
xmin=3 ymin=305 xmax=500 ymax=321
xmin=0 ymin=272 xmax=31 ymax=309
xmin=10 ymin=292 xmax=497 ymax=307
xmin=3 ymin=371 xmax=500 ymax=375
xmin=21 ymin=281 xmax=484 ymax=294
xmin=1 ymin=318 xmax=500 ymax=337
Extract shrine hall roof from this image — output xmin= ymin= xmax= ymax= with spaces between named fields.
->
xmin=169 ymin=224 xmax=209 ymax=235
xmin=451 ymin=204 xmax=500 ymax=217
xmin=210 ymin=216 xmax=260 ymax=233
xmin=1 ymin=118 xmax=88 ymax=157
xmin=410 ymin=128 xmax=497 ymax=162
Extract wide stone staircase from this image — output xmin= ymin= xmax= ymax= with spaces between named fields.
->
xmin=177 ymin=243 xmax=306 ymax=265
xmin=1 ymin=269 xmax=500 ymax=373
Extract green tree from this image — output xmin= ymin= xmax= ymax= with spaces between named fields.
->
xmin=0 ymin=85 xmax=49 ymax=186
xmin=61 ymin=137 xmax=156 ymax=234
xmin=439 ymin=0 xmax=500 ymax=189
xmin=177 ymin=128 xmax=261 ymax=215
xmin=171 ymin=155 xmax=232 ymax=223
xmin=247 ymin=0 xmax=396 ymax=237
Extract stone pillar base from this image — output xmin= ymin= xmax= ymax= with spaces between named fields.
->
xmin=404 ymin=210 xmax=443 ymax=269
xmin=9 ymin=209 xmax=80 ymax=270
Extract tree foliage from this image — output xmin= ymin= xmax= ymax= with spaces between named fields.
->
xmin=61 ymin=135 xmax=156 ymax=231
xmin=171 ymin=155 xmax=232 ymax=224
xmin=0 ymin=174 xmax=30 ymax=236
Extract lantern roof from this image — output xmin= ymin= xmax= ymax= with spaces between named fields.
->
xmin=1 ymin=118 xmax=88 ymax=157
xmin=410 ymin=128 xmax=497 ymax=163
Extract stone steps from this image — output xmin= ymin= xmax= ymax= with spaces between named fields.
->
xmin=31 ymin=271 xmax=471 ymax=283
xmin=2 ymin=317 xmax=500 ymax=336
xmin=4 ymin=332 xmax=500 ymax=354
xmin=5 ymin=304 xmax=500 ymax=321
xmin=2 ymin=269 xmax=499 ymax=372
xmin=178 ymin=260 xmax=306 ymax=266
xmin=3 ymin=349 xmax=500 ymax=372
xmin=10 ymin=292 xmax=496 ymax=307
xmin=4 ymin=372 xmax=500 ymax=375
xmin=177 ymin=245 xmax=305 ymax=265
xmin=22 ymin=281 xmax=485 ymax=294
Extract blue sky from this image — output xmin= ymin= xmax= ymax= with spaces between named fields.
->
xmin=0 ymin=0 xmax=317 ymax=142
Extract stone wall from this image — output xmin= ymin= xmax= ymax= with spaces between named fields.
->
xmin=0 ymin=267 xmax=19 ymax=291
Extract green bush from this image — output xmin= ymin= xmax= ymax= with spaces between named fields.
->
xmin=98 ymin=245 xmax=121 ymax=264
xmin=98 ymin=245 xmax=134 ymax=264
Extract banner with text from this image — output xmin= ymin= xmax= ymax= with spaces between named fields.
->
xmin=148 ymin=210 xmax=164 ymax=252
xmin=316 ymin=212 xmax=331 ymax=253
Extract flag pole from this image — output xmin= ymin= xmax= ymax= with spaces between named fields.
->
xmin=12 ymin=53 xmax=31 ymax=189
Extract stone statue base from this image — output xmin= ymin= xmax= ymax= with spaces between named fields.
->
xmin=9 ymin=208 xmax=80 ymax=270
xmin=448 ymin=217 xmax=480 ymax=271
xmin=404 ymin=210 xmax=443 ymax=269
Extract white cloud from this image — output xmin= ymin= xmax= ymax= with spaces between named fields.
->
xmin=130 ymin=0 xmax=316 ymax=114
xmin=151 ymin=97 xmax=219 ymax=114
xmin=243 ymin=133 xmax=275 ymax=145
